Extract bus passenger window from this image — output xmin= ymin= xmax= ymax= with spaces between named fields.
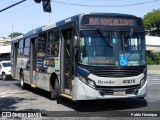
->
xmin=47 ymin=30 xmax=59 ymax=56
xmin=24 ymin=38 xmax=30 ymax=56
xmin=37 ymin=33 xmax=47 ymax=56
xmin=18 ymin=39 xmax=24 ymax=57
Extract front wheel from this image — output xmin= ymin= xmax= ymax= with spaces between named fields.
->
xmin=2 ymin=72 xmax=7 ymax=80
xmin=139 ymin=97 xmax=145 ymax=99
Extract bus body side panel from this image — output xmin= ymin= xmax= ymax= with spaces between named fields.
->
xmin=36 ymin=73 xmax=51 ymax=91
xmin=35 ymin=57 xmax=61 ymax=92
xmin=23 ymin=70 xmax=30 ymax=84
xmin=16 ymin=58 xmax=22 ymax=79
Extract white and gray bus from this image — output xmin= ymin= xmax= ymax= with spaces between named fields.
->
xmin=11 ymin=13 xmax=147 ymax=101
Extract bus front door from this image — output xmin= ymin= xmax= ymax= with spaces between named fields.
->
xmin=61 ymin=27 xmax=75 ymax=95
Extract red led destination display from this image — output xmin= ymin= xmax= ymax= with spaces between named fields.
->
xmin=81 ymin=16 xmax=140 ymax=27
xmin=89 ymin=18 xmax=134 ymax=26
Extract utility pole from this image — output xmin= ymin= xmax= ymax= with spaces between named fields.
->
xmin=12 ymin=24 xmax=13 ymax=39
xmin=0 ymin=0 xmax=27 ymax=13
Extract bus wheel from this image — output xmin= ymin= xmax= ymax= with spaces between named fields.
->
xmin=50 ymin=78 xmax=60 ymax=100
xmin=20 ymin=73 xmax=25 ymax=89
xmin=2 ymin=72 xmax=7 ymax=80
xmin=139 ymin=97 xmax=145 ymax=99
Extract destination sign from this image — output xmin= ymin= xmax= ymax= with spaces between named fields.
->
xmin=89 ymin=18 xmax=134 ymax=26
xmin=81 ymin=16 xmax=140 ymax=26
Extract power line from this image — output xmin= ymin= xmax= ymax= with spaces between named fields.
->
xmin=0 ymin=3 xmax=34 ymax=17
xmin=52 ymin=0 xmax=160 ymax=7
xmin=0 ymin=0 xmax=27 ymax=12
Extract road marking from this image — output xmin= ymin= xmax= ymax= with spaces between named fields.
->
xmin=0 ymin=95 xmax=8 ymax=97
xmin=148 ymin=79 xmax=160 ymax=85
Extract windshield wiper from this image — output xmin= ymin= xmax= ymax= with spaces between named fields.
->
xmin=128 ymin=27 xmax=134 ymax=39
xmin=122 ymin=34 xmax=126 ymax=56
xmin=96 ymin=27 xmax=113 ymax=48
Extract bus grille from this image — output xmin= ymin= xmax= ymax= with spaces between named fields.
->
xmin=97 ymin=85 xmax=139 ymax=95
xmin=92 ymin=69 xmax=141 ymax=77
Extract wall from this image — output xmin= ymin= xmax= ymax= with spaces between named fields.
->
xmin=147 ymin=65 xmax=160 ymax=75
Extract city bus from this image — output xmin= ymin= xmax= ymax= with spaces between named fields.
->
xmin=11 ymin=13 xmax=147 ymax=101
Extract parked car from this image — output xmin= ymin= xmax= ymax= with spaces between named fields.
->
xmin=0 ymin=61 xmax=12 ymax=80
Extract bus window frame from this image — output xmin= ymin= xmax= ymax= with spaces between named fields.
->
xmin=18 ymin=39 xmax=24 ymax=57
xmin=47 ymin=28 xmax=60 ymax=57
xmin=23 ymin=38 xmax=30 ymax=57
xmin=37 ymin=32 xmax=47 ymax=57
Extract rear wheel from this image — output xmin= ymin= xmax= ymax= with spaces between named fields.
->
xmin=50 ymin=78 xmax=60 ymax=100
xmin=20 ymin=73 xmax=26 ymax=89
xmin=2 ymin=72 xmax=7 ymax=80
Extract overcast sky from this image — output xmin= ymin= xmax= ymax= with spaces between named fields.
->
xmin=0 ymin=0 xmax=160 ymax=37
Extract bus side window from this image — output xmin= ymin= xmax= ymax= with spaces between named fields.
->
xmin=24 ymin=38 xmax=30 ymax=56
xmin=47 ymin=29 xmax=59 ymax=56
xmin=18 ymin=39 xmax=24 ymax=57
xmin=37 ymin=33 xmax=47 ymax=56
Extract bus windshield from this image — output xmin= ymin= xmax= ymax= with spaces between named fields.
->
xmin=79 ymin=30 xmax=146 ymax=66
xmin=79 ymin=30 xmax=114 ymax=65
xmin=117 ymin=31 xmax=146 ymax=66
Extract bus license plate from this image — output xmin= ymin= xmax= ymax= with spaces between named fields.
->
xmin=114 ymin=90 xmax=125 ymax=96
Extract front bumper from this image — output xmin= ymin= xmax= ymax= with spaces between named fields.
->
xmin=72 ymin=77 xmax=147 ymax=101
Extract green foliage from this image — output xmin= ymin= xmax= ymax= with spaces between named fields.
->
xmin=143 ymin=9 xmax=160 ymax=30
xmin=146 ymin=56 xmax=155 ymax=65
xmin=147 ymin=52 xmax=160 ymax=65
xmin=8 ymin=32 xmax=23 ymax=38
xmin=153 ymin=52 xmax=160 ymax=64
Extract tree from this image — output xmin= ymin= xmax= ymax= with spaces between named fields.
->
xmin=153 ymin=52 xmax=160 ymax=64
xmin=8 ymin=32 xmax=23 ymax=38
xmin=143 ymin=9 xmax=160 ymax=30
xmin=146 ymin=52 xmax=160 ymax=65
xmin=146 ymin=56 xmax=155 ymax=65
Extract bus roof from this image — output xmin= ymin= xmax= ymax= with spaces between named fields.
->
xmin=43 ymin=14 xmax=81 ymax=31
xmin=24 ymin=26 xmax=45 ymax=38
xmin=43 ymin=13 xmax=141 ymax=31
xmin=12 ymin=13 xmax=141 ymax=41
xmin=11 ymin=35 xmax=24 ymax=42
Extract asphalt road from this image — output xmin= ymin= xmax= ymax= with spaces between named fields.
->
xmin=0 ymin=75 xmax=160 ymax=120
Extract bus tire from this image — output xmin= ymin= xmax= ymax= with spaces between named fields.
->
xmin=20 ymin=73 xmax=25 ymax=89
xmin=2 ymin=72 xmax=7 ymax=80
xmin=50 ymin=78 xmax=60 ymax=100
xmin=139 ymin=97 xmax=145 ymax=99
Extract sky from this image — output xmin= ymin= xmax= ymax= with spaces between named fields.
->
xmin=0 ymin=0 xmax=160 ymax=37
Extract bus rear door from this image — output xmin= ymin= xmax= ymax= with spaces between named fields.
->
xmin=30 ymin=37 xmax=37 ymax=87
xmin=11 ymin=42 xmax=18 ymax=78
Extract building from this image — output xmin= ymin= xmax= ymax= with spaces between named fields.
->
xmin=0 ymin=37 xmax=11 ymax=61
xmin=146 ymin=35 xmax=160 ymax=53
xmin=0 ymin=37 xmax=11 ymax=46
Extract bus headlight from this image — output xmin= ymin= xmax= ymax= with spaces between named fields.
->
xmin=78 ymin=74 xmax=95 ymax=89
xmin=140 ymin=78 xmax=146 ymax=87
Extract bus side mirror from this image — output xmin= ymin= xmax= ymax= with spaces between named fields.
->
xmin=73 ymin=36 xmax=78 ymax=48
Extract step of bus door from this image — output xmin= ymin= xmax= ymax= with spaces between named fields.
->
xmin=31 ymin=83 xmax=37 ymax=88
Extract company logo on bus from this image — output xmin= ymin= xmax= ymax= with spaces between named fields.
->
xmin=98 ymin=80 xmax=115 ymax=85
